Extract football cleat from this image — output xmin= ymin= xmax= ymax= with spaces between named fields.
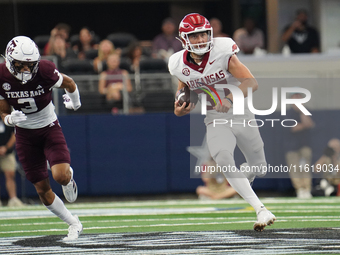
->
xmin=63 ymin=215 xmax=83 ymax=241
xmin=253 ymin=208 xmax=276 ymax=232
xmin=62 ymin=167 xmax=78 ymax=203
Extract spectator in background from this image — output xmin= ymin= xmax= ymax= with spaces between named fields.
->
xmin=209 ymin=18 xmax=229 ymax=37
xmin=313 ymin=138 xmax=340 ymax=196
xmin=196 ymin=158 xmax=237 ymax=200
xmin=44 ymin=23 xmax=71 ymax=56
xmin=152 ymin=17 xmax=182 ymax=62
xmin=93 ymin=39 xmax=116 ymax=73
xmin=72 ymin=27 xmax=99 ymax=60
xmin=0 ymin=119 xmax=24 ymax=207
xmin=281 ymin=9 xmax=320 ymax=53
xmin=98 ymin=53 xmax=133 ymax=110
xmin=127 ymin=41 xmax=147 ymax=73
xmin=233 ymin=17 xmax=264 ymax=54
xmin=48 ymin=36 xmax=77 ymax=71
xmin=284 ymin=92 xmax=315 ymax=199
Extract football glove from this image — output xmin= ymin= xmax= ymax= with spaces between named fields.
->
xmin=4 ymin=110 xmax=27 ymax=126
xmin=63 ymin=86 xmax=81 ymax=111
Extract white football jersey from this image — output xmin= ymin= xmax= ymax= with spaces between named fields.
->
xmin=169 ymin=37 xmax=254 ymax=124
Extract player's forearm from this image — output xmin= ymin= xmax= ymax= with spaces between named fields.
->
xmin=231 ymin=78 xmax=258 ymax=101
xmin=60 ymin=74 xmax=77 ymax=93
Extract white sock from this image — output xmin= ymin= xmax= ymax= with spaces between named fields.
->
xmin=215 ymin=152 xmax=264 ymax=214
xmin=224 ymin=177 xmax=264 ymax=213
xmin=45 ymin=193 xmax=77 ymax=225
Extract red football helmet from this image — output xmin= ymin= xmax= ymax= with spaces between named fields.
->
xmin=178 ymin=13 xmax=213 ymax=55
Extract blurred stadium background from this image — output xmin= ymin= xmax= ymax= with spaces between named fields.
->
xmin=0 ymin=0 xmax=340 ymax=204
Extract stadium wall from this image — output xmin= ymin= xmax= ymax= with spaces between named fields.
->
xmin=3 ymin=110 xmax=339 ymax=200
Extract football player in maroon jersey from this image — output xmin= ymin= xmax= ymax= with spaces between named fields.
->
xmin=0 ymin=36 xmax=82 ymax=240
xmin=169 ymin=13 xmax=276 ymax=231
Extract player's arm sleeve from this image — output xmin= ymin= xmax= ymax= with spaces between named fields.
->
xmin=168 ymin=53 xmax=181 ymax=76
xmin=40 ymin=60 xmax=63 ymax=89
xmin=223 ymin=38 xmax=240 ymax=70
xmin=50 ymin=69 xmax=63 ymax=89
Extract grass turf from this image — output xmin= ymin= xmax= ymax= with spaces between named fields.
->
xmin=1 ymin=197 xmax=340 ymax=238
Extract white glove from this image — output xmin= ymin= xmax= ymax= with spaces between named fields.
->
xmin=4 ymin=110 xmax=27 ymax=126
xmin=63 ymin=94 xmax=81 ymax=111
xmin=63 ymin=86 xmax=81 ymax=111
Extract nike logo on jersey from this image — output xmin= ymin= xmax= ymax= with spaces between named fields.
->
xmin=209 ymin=60 xmax=216 ymax=65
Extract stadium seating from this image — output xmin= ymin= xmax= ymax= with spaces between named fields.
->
xmin=61 ymin=59 xmax=95 ymax=75
xmin=66 ymin=91 xmax=112 ymax=115
xmin=106 ymin=32 xmax=137 ymax=49
xmin=69 ymin=33 xmax=101 ymax=48
xmin=33 ymin=35 xmax=50 ymax=54
xmin=139 ymin=58 xmax=168 ymax=73
xmin=85 ymin=49 xmax=99 ymax=60
xmin=141 ymin=90 xmax=174 ymax=113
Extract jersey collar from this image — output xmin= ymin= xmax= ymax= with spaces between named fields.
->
xmin=183 ymin=51 xmax=210 ymax=74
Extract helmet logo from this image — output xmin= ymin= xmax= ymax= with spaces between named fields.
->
xmin=190 ymin=15 xmax=204 ymax=25
xmin=6 ymin=40 xmax=17 ymax=56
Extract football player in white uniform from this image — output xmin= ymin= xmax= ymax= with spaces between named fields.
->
xmin=169 ymin=13 xmax=276 ymax=231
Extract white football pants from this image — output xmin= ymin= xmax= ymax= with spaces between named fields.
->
xmin=206 ymin=121 xmax=266 ymax=211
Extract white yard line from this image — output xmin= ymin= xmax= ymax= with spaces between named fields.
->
xmin=0 ymin=205 xmax=340 ymax=220
xmin=1 ymin=197 xmax=336 ymax=211
xmin=2 ymin=215 xmax=340 ymax=227
xmin=2 ymin=214 xmax=340 ymax=235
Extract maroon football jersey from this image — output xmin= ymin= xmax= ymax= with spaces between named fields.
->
xmin=0 ymin=60 xmax=63 ymax=128
xmin=0 ymin=59 xmax=61 ymax=112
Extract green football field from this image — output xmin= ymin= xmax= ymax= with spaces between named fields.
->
xmin=1 ymin=197 xmax=340 ymax=254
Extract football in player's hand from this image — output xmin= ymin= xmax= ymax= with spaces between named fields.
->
xmin=175 ymin=86 xmax=198 ymax=108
